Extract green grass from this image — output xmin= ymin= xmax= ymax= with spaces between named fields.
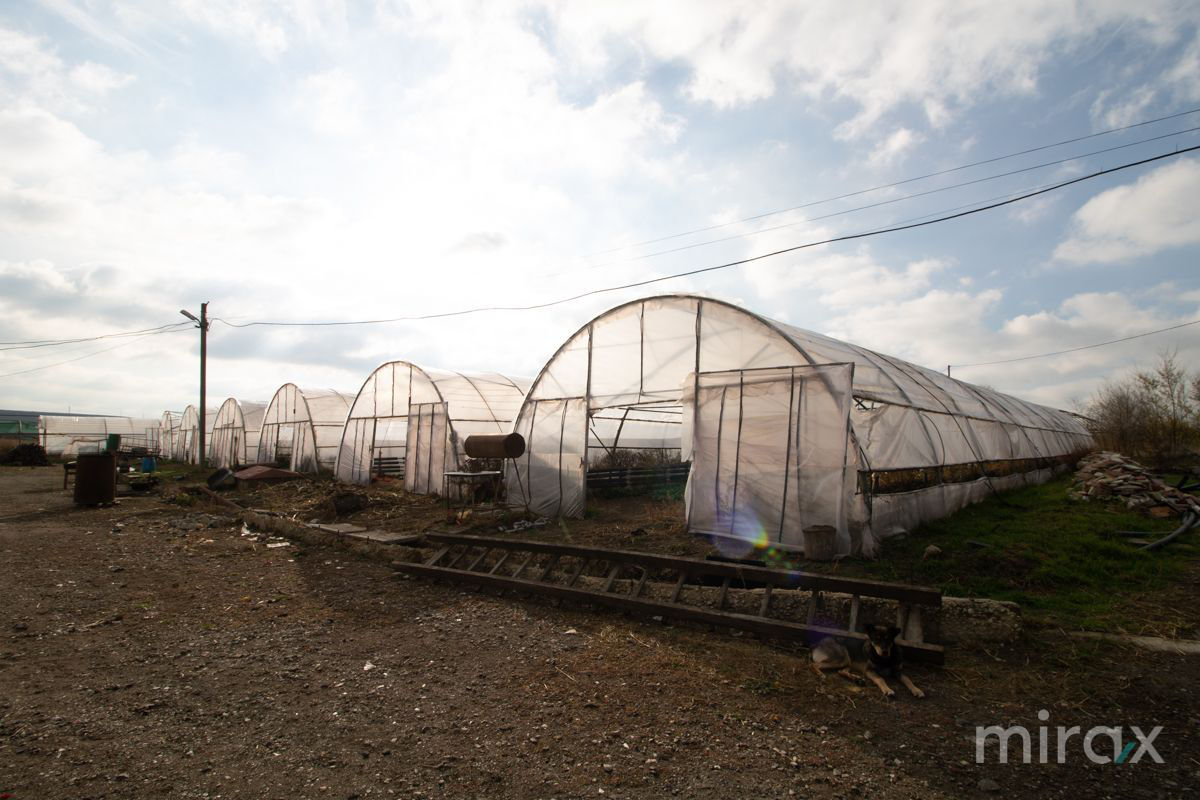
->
xmin=810 ymin=475 xmax=1198 ymax=631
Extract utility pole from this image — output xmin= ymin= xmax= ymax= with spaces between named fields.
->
xmin=180 ymin=303 xmax=210 ymax=467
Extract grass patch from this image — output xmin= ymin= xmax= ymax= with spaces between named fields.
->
xmin=812 ymin=475 xmax=1198 ymax=631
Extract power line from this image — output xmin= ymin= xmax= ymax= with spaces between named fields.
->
xmin=0 ymin=321 xmax=193 ymax=351
xmin=572 ymin=105 xmax=1200 ymax=260
xmin=540 ymin=124 xmax=1200 ymax=278
xmin=211 ymin=144 xmax=1200 ymax=329
xmin=0 ymin=328 xmax=192 ymax=377
xmin=949 ymin=319 xmax=1200 ymax=369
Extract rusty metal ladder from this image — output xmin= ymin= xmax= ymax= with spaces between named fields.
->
xmin=398 ymin=532 xmax=944 ymax=663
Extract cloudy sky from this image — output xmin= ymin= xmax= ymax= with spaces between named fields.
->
xmin=2 ymin=0 xmax=1199 ymax=418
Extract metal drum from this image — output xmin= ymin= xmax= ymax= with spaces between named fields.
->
xmin=463 ymin=433 xmax=525 ymax=460
xmin=74 ymin=451 xmax=116 ymax=506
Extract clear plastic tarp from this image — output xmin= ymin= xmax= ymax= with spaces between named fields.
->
xmin=175 ymin=405 xmax=218 ymax=464
xmin=39 ymin=415 xmax=161 ymax=456
xmin=334 ymin=361 xmax=530 ymax=493
xmin=258 ymin=385 xmax=354 ymax=473
xmin=157 ymin=411 xmax=182 ymax=459
xmin=209 ymin=398 xmax=268 ymax=469
xmin=507 ymin=295 xmax=1091 ymax=556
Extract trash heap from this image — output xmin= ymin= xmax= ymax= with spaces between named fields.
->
xmin=1069 ymin=451 xmax=1200 ymax=518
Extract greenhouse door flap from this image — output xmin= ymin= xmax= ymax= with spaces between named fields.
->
xmin=406 ymin=402 xmax=450 ymax=495
xmin=688 ymin=363 xmax=853 ymax=554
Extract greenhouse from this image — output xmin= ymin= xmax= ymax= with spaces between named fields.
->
xmin=175 ymin=405 xmax=218 ymax=464
xmin=258 ymin=385 xmax=354 ymax=473
xmin=209 ymin=398 xmax=268 ymax=469
xmin=157 ymin=411 xmax=181 ymax=459
xmin=39 ymin=415 xmax=160 ymax=456
xmin=335 ymin=361 xmax=530 ymax=493
xmin=506 ymin=294 xmax=1092 ymax=557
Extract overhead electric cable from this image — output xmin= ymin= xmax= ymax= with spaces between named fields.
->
xmin=0 ymin=321 xmax=193 ymax=351
xmin=0 ymin=328 xmax=192 ymax=377
xmin=210 ymin=145 xmax=1199 ymax=329
xmin=541 ymin=124 xmax=1200 ymax=277
xmin=576 ymin=105 xmax=1200 ymax=259
xmin=949 ymin=319 xmax=1200 ymax=368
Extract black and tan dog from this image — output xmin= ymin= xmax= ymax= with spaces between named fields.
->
xmin=810 ymin=625 xmax=925 ymax=699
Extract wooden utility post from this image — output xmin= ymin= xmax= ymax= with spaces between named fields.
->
xmin=180 ymin=302 xmax=210 ymax=467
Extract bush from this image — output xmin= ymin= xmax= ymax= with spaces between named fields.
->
xmin=1 ymin=443 xmax=50 ymax=466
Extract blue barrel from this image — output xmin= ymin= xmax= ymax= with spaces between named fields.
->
xmin=141 ymin=456 xmax=157 ymax=473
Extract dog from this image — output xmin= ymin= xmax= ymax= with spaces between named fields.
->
xmin=810 ymin=624 xmax=925 ymax=699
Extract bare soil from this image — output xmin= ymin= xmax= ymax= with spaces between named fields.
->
xmin=2 ymin=466 xmax=1198 ymax=799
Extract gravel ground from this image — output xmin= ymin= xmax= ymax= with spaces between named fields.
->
xmin=2 ymin=465 xmax=1198 ymax=799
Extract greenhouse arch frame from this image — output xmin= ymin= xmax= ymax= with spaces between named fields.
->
xmin=335 ymin=360 xmax=530 ymax=493
xmin=257 ymin=384 xmax=354 ymax=474
xmin=506 ymin=294 xmax=1091 ymax=557
xmin=209 ymin=398 xmax=267 ymax=469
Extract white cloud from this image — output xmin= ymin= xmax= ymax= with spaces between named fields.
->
xmin=1165 ymin=32 xmax=1200 ymax=101
xmin=69 ymin=61 xmax=134 ymax=95
xmin=552 ymin=1 xmax=1192 ymax=137
xmin=867 ymin=128 xmax=922 ymax=169
xmin=1054 ymin=157 xmax=1200 ymax=263
xmin=294 ymin=68 xmax=364 ymax=136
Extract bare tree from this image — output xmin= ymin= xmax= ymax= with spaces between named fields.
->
xmin=1084 ymin=352 xmax=1199 ymax=467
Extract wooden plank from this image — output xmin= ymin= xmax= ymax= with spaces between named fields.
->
xmin=424 ymin=533 xmax=941 ymax=606
xmin=717 ymin=576 xmax=731 ymax=610
xmin=848 ymin=595 xmax=860 ymax=632
xmin=446 ymin=546 xmax=471 ymax=569
xmin=466 ymin=548 xmax=490 ymax=572
xmin=566 ymin=558 xmax=589 ymax=588
xmin=538 ymin=554 xmax=560 ymax=582
xmin=393 ymin=561 xmax=943 ymax=664
xmin=633 ymin=568 xmax=649 ymax=598
xmin=759 ymin=584 xmax=773 ymax=617
xmin=602 ymin=564 xmax=622 ymax=593
xmin=488 ymin=551 xmax=511 ymax=575
xmin=425 ymin=546 xmax=451 ymax=566
xmin=511 ymin=552 xmax=534 ymax=579
xmin=670 ymin=572 xmax=687 ymax=603
xmin=345 ymin=530 xmax=420 ymax=545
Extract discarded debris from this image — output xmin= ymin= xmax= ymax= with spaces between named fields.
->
xmin=330 ymin=491 xmax=369 ymax=516
xmin=233 ymin=465 xmax=304 ymax=482
xmin=1069 ymin=452 xmax=1200 ymax=517
xmin=498 ymin=517 xmax=549 ymax=533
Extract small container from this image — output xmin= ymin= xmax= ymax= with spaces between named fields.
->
xmin=74 ymin=451 xmax=116 ymax=506
xmin=802 ymin=525 xmax=837 ymax=561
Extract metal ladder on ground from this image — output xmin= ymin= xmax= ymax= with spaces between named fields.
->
xmin=394 ymin=532 xmax=944 ymax=663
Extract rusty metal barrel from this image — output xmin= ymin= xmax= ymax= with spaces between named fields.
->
xmin=463 ymin=433 xmax=525 ymax=460
xmin=74 ymin=451 xmax=116 ymax=506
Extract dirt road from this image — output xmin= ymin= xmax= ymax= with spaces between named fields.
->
xmin=2 ymin=466 xmax=1197 ymax=798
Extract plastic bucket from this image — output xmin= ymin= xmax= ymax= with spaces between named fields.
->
xmin=802 ymin=525 xmax=837 ymax=561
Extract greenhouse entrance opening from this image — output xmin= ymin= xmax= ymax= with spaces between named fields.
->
xmin=585 ymin=402 xmax=686 ymax=496
xmin=688 ymin=364 xmax=854 ymax=554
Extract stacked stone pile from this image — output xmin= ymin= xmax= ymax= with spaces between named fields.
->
xmin=1069 ymin=451 xmax=1200 ymax=518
